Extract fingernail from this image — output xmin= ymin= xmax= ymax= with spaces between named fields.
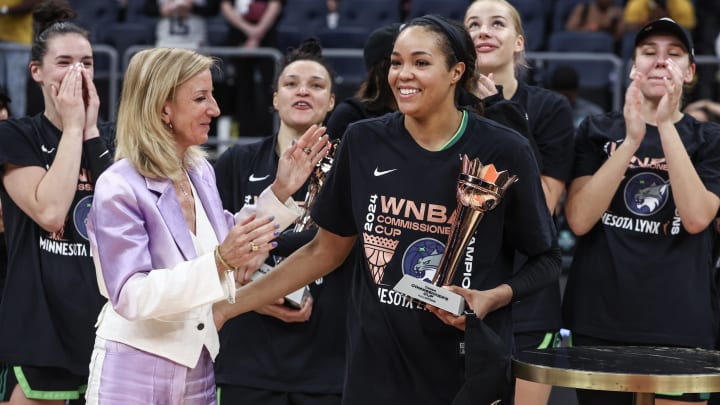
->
xmin=291 ymin=140 xmax=296 ymax=145
xmin=274 ymin=230 xmax=280 ymax=236
xmin=274 ymin=223 xmax=280 ymax=229
xmin=272 ymin=241 xmax=278 ymax=248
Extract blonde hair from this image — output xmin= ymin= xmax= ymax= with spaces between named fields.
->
xmin=115 ymin=47 xmax=216 ymax=180
xmin=467 ymin=0 xmax=527 ymax=69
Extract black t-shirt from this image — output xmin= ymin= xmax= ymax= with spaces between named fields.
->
xmin=512 ymin=81 xmax=575 ymax=182
xmin=0 ymin=114 xmax=113 ymax=375
xmin=563 ymin=112 xmax=720 ymax=349
xmin=311 ymin=112 xmax=555 ymax=405
xmin=326 ymin=98 xmax=395 ymax=141
xmin=213 ymin=134 xmax=346 ymax=393
xmin=510 ymin=81 xmax=575 ymax=334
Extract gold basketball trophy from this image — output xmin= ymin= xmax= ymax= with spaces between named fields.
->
xmin=252 ymin=140 xmax=339 ymax=308
xmin=293 ymin=139 xmax=339 ymax=233
xmin=394 ymin=155 xmax=517 ymax=315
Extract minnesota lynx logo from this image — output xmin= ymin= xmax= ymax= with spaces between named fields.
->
xmin=401 ymin=238 xmax=444 ymax=283
xmin=623 ymin=172 xmax=669 ymax=216
xmin=73 ymin=195 xmax=93 ymax=240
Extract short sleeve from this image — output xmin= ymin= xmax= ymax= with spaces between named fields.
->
xmin=310 ymin=126 xmax=358 ymax=236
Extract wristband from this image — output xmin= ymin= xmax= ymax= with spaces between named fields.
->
xmin=83 ymin=137 xmax=113 ymax=178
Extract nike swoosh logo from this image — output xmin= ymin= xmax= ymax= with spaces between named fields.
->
xmin=373 ymin=167 xmax=397 ymax=177
xmin=249 ymin=174 xmax=270 ymax=182
xmin=41 ymin=145 xmax=56 ymax=154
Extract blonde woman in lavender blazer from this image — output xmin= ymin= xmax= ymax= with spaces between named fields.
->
xmin=84 ymin=47 xmax=329 ymax=405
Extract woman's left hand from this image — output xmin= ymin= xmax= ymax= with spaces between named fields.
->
xmin=81 ymin=66 xmax=100 ymax=140
xmin=427 ymin=285 xmax=513 ymax=331
xmin=656 ymin=58 xmax=684 ymax=125
xmin=272 ymin=124 xmax=329 ymax=202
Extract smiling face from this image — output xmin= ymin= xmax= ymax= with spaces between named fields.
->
xmin=162 ymin=69 xmax=220 ymax=154
xmin=388 ymin=26 xmax=464 ymax=119
xmin=464 ymin=0 xmax=524 ymax=74
xmin=30 ymin=33 xmax=94 ymax=103
xmin=273 ymin=60 xmax=335 ymax=132
xmin=632 ymin=34 xmax=695 ymax=99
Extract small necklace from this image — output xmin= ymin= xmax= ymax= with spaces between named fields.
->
xmin=178 ymin=182 xmax=191 ymax=198
xmin=176 ymin=171 xmax=192 ymax=199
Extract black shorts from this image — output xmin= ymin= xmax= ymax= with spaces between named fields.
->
xmin=0 ymin=363 xmax=87 ymax=401
xmin=573 ymin=333 xmax=710 ymax=403
xmin=514 ymin=330 xmax=558 ymax=353
xmin=217 ymin=384 xmax=342 ymax=405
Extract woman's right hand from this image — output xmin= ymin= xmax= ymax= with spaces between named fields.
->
xmin=216 ymin=214 xmax=281 ymax=281
xmin=623 ymin=72 xmax=646 ymax=146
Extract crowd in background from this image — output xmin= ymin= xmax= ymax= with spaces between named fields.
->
xmin=2 ymin=0 xmax=720 ymax=134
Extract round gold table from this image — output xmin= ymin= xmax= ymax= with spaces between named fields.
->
xmin=513 ymin=346 xmax=720 ymax=405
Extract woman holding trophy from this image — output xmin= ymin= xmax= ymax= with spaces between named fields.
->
xmin=213 ymin=15 xmax=561 ymax=405
xmin=213 ymin=38 xmax=346 ymax=405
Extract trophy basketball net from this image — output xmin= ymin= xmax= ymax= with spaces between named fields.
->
xmin=394 ymin=154 xmax=518 ymax=315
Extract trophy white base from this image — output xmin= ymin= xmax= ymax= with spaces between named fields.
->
xmin=251 ymin=264 xmax=311 ymax=309
xmin=393 ymin=274 xmax=465 ymax=316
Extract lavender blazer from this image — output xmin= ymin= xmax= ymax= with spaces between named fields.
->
xmin=87 ymin=158 xmax=299 ymax=367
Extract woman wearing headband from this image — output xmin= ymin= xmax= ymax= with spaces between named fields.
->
xmin=214 ymin=15 xmax=561 ymax=405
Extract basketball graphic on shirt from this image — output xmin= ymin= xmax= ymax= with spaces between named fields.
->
xmin=363 ymin=233 xmax=399 ymax=284
xmin=623 ymin=172 xmax=669 ymax=217
xmin=401 ymin=238 xmax=445 ymax=283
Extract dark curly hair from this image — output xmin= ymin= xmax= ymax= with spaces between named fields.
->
xmin=31 ymin=0 xmax=88 ymax=63
xmin=273 ymin=38 xmax=335 ymax=92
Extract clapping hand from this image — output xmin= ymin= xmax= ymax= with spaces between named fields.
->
xmin=272 ymin=124 xmax=329 ymax=202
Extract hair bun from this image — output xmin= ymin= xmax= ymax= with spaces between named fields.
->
xmin=295 ymin=37 xmax=323 ymax=59
xmin=33 ymin=0 xmax=77 ymax=38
